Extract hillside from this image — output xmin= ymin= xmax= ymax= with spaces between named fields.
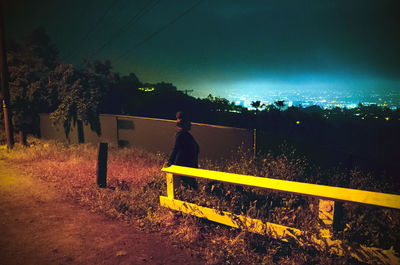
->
xmin=1 ymin=138 xmax=399 ymax=264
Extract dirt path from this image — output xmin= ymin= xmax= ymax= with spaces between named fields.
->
xmin=0 ymin=162 xmax=203 ymax=265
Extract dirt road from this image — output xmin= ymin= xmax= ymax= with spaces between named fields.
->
xmin=0 ymin=163 xmax=203 ymax=265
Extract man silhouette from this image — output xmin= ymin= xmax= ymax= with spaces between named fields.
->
xmin=167 ymin=111 xmax=199 ymax=189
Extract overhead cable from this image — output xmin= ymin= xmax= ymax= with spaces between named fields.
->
xmin=88 ymin=0 xmax=160 ymax=58
xmin=113 ymin=0 xmax=204 ymax=64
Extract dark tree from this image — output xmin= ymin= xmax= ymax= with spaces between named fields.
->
xmin=48 ymin=59 xmax=117 ymax=138
xmin=274 ymin=100 xmax=285 ymax=111
xmin=7 ymin=27 xmax=59 ymax=135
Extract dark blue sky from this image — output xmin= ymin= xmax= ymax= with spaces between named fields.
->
xmin=4 ymin=0 xmax=400 ymax=98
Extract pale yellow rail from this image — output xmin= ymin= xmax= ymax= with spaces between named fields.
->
xmin=162 ymin=165 xmax=400 ymax=210
xmin=160 ymin=165 xmax=400 ymax=264
xmin=160 ymin=196 xmax=303 ymax=240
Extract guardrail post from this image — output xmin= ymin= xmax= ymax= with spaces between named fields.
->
xmin=318 ymin=199 xmax=343 ymax=234
xmin=97 ymin=142 xmax=108 ymax=188
xmin=161 ymin=166 xmax=400 ymax=265
xmin=318 ymin=199 xmax=335 ymax=226
xmin=166 ymin=173 xmax=177 ymax=199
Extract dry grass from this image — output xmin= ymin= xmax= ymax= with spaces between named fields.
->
xmin=1 ymin=137 xmax=399 ymax=264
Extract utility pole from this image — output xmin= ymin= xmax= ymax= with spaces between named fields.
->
xmin=0 ymin=2 xmax=14 ymax=149
xmin=182 ymin=89 xmax=193 ymax=95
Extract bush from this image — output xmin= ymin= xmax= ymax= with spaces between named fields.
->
xmin=2 ymin=138 xmax=399 ymax=264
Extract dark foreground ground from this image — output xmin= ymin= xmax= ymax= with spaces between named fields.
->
xmin=0 ymin=163 xmax=203 ymax=265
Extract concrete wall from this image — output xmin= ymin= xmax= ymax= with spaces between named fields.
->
xmin=83 ymin=115 xmax=118 ymax=147
xmin=39 ymin=114 xmax=252 ymax=161
xmin=40 ymin=114 xmax=79 ymax=144
xmin=191 ymin=122 xmax=252 ymax=161
xmin=40 ymin=114 xmax=118 ymax=147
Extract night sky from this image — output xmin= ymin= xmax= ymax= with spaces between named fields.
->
xmin=4 ymin=0 xmax=400 ymax=99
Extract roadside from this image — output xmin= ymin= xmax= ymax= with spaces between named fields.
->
xmin=0 ymin=162 xmax=203 ymax=265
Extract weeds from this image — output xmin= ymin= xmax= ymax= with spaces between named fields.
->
xmin=1 ymin=137 xmax=399 ymax=264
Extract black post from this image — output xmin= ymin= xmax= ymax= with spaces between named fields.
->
xmin=333 ymin=202 xmax=344 ymax=232
xmin=97 ymin=142 xmax=108 ymax=188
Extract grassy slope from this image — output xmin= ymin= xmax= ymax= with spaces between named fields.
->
xmin=1 ymin=137 xmax=399 ymax=264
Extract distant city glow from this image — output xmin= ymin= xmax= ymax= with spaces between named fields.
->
xmin=5 ymin=0 xmax=399 ymax=111
xmin=191 ymin=75 xmax=400 ymax=109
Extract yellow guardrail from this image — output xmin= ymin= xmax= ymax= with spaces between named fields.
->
xmin=160 ymin=165 xmax=400 ymax=265
xmin=162 ymin=165 xmax=400 ymax=209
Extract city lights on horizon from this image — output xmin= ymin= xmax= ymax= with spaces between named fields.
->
xmin=187 ymin=78 xmax=400 ymax=110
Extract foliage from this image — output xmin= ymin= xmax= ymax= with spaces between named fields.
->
xmin=48 ymin=59 xmax=117 ymax=137
xmin=103 ymin=72 xmax=140 ymax=114
xmin=9 ymin=28 xmax=400 ymax=182
xmin=6 ymin=27 xmax=59 ymax=133
xmin=2 ymin=138 xmax=399 ymax=265
xmin=5 ymin=28 xmax=117 ymax=138
xmin=47 ymin=64 xmax=82 ymax=137
xmin=274 ymin=100 xmax=285 ymax=110
xmin=4 ymin=26 xmax=400 ymax=263
xmin=103 ymin=70 xmax=400 ymax=179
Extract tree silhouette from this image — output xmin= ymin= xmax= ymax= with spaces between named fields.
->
xmin=7 ymin=28 xmax=59 ymax=135
xmin=251 ymin=100 xmax=265 ymax=113
xmin=274 ymin=100 xmax=285 ymax=111
xmin=48 ymin=59 xmax=116 ymax=138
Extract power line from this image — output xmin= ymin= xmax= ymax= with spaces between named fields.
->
xmin=79 ymin=0 xmax=121 ymax=45
xmin=63 ymin=0 xmax=121 ymax=62
xmin=113 ymin=0 xmax=204 ymax=64
xmin=85 ymin=0 xmax=160 ymax=62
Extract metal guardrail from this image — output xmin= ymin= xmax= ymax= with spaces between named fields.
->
xmin=160 ymin=165 xmax=400 ymax=265
xmin=162 ymin=165 xmax=400 ymax=209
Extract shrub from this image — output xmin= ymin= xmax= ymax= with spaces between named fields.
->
xmin=2 ymin=138 xmax=399 ymax=264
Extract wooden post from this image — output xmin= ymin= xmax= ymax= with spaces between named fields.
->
xmin=166 ymin=173 xmax=177 ymax=199
xmin=19 ymin=130 xmax=26 ymax=146
xmin=333 ymin=201 xmax=343 ymax=231
xmin=2 ymin=100 xmax=14 ymax=148
xmin=97 ymin=142 xmax=108 ymax=188
xmin=318 ymin=199 xmax=343 ymax=234
xmin=318 ymin=199 xmax=335 ymax=226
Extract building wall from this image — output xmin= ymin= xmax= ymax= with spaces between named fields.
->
xmin=40 ymin=114 xmax=118 ymax=147
xmin=40 ymin=114 xmax=79 ymax=143
xmin=39 ymin=114 xmax=252 ymax=161
xmin=83 ymin=115 xmax=118 ymax=147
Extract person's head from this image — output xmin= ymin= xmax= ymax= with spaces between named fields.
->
xmin=176 ymin=111 xmax=191 ymax=131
